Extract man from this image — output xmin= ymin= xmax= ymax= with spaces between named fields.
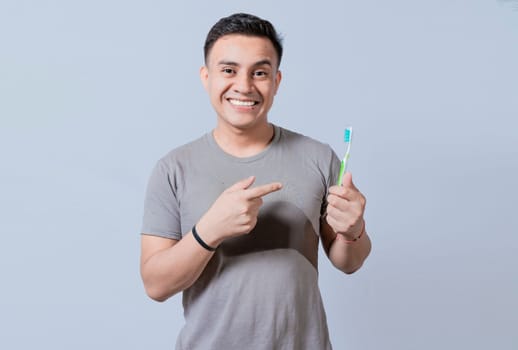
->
xmin=140 ymin=13 xmax=371 ymax=350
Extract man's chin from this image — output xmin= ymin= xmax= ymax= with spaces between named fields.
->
xmin=218 ymin=115 xmax=269 ymax=131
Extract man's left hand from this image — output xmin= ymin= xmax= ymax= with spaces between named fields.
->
xmin=326 ymin=172 xmax=366 ymax=240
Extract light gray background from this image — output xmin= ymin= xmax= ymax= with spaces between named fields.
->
xmin=1 ymin=0 xmax=517 ymax=349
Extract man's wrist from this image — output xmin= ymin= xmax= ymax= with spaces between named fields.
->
xmin=336 ymin=220 xmax=365 ymax=243
xmin=196 ymin=218 xmax=224 ymax=248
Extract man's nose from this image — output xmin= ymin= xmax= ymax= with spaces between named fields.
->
xmin=233 ymin=73 xmax=253 ymax=94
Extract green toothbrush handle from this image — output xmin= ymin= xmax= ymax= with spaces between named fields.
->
xmin=337 ymin=160 xmax=346 ymax=186
xmin=337 ymin=153 xmax=350 ymax=186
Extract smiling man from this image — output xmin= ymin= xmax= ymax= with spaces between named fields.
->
xmin=140 ymin=13 xmax=371 ymax=350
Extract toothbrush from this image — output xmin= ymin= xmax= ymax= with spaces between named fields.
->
xmin=337 ymin=127 xmax=353 ymax=186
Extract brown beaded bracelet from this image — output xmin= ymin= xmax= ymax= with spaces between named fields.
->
xmin=340 ymin=221 xmax=365 ymax=244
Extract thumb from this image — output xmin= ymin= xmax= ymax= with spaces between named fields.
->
xmin=227 ymin=176 xmax=256 ymax=192
xmin=341 ymin=172 xmax=357 ymax=190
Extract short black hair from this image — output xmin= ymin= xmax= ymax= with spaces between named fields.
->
xmin=204 ymin=13 xmax=283 ymax=67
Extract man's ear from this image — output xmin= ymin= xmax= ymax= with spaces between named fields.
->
xmin=274 ymin=70 xmax=282 ymax=95
xmin=200 ymin=66 xmax=209 ymax=91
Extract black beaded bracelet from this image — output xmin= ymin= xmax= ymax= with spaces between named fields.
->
xmin=192 ymin=225 xmax=217 ymax=252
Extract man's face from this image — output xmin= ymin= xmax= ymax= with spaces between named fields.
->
xmin=201 ymin=34 xmax=282 ymax=131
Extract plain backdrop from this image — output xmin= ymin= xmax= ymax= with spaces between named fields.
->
xmin=1 ymin=0 xmax=517 ymax=349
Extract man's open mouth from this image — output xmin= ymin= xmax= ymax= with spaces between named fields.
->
xmin=228 ymin=98 xmax=259 ymax=107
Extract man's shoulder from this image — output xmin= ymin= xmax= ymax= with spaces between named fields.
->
xmin=277 ymin=125 xmax=334 ymax=154
xmin=157 ymin=133 xmax=209 ymax=166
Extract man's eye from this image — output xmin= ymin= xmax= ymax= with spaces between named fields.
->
xmin=222 ymin=68 xmax=235 ymax=74
xmin=254 ymin=71 xmax=267 ymax=77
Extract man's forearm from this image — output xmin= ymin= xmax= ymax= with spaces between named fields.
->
xmin=141 ymin=232 xmax=215 ymax=302
xmin=328 ymin=230 xmax=371 ymax=274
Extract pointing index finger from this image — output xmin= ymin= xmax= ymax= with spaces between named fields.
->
xmin=245 ymin=182 xmax=283 ymax=199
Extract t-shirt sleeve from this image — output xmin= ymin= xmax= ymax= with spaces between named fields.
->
xmin=328 ymin=149 xmax=341 ymax=188
xmin=141 ymin=159 xmax=182 ymax=240
xmin=320 ymin=146 xmax=341 ymax=218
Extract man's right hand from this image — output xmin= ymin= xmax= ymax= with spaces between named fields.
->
xmin=141 ymin=176 xmax=282 ymax=301
xmin=196 ymin=176 xmax=282 ymax=247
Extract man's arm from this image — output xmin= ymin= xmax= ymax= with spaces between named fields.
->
xmin=320 ymin=219 xmax=371 ymax=274
xmin=140 ymin=176 xmax=282 ymax=302
xmin=140 ymin=233 xmax=215 ymax=302
xmin=321 ymin=172 xmax=372 ymax=274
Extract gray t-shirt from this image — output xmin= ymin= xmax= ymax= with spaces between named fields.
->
xmin=141 ymin=125 xmax=341 ymax=350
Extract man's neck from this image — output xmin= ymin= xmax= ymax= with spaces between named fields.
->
xmin=212 ymin=122 xmax=275 ymax=158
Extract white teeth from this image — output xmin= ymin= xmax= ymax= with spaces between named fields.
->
xmin=229 ymin=99 xmax=256 ymax=106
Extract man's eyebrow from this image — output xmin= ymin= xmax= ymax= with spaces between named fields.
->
xmin=217 ymin=60 xmax=239 ymax=66
xmin=216 ymin=59 xmax=273 ymax=67
xmin=253 ymin=59 xmax=273 ymax=67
